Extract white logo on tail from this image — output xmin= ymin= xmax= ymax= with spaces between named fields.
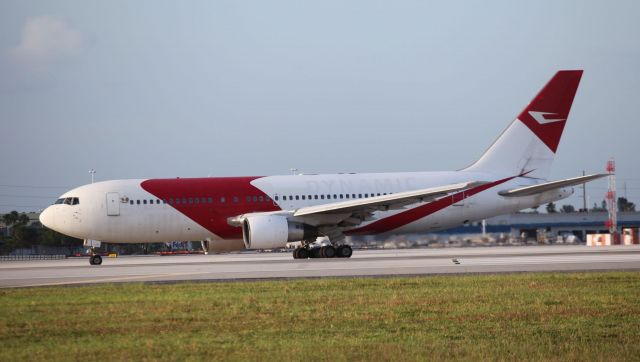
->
xmin=529 ymin=111 xmax=565 ymax=125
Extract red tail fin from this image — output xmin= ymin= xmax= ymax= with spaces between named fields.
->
xmin=517 ymin=70 xmax=583 ymax=152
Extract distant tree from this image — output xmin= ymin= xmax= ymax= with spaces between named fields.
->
xmin=546 ymin=202 xmax=557 ymax=213
xmin=2 ymin=211 xmax=29 ymax=238
xmin=561 ymin=204 xmax=575 ymax=213
xmin=618 ymin=197 xmax=636 ymax=212
xmin=2 ymin=211 xmax=19 ymax=228
xmin=591 ymin=202 xmax=606 ymax=212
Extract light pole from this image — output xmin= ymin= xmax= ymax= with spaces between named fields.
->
xmin=89 ymin=169 xmax=96 ymax=184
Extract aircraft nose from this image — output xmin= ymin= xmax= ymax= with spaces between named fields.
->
xmin=39 ymin=207 xmax=56 ymax=230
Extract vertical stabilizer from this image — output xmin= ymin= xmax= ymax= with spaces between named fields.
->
xmin=464 ymin=70 xmax=583 ymax=180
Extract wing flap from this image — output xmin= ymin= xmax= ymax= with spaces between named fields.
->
xmin=498 ymin=174 xmax=607 ymax=197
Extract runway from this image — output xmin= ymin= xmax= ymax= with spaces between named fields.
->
xmin=2 ymin=245 xmax=640 ymax=288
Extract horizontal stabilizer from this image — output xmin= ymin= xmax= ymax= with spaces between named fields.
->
xmin=499 ymin=174 xmax=608 ymax=197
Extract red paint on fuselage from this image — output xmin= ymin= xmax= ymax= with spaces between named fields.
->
xmin=141 ymin=177 xmax=281 ymax=239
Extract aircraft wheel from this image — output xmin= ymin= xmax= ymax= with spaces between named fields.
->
xmin=90 ymin=255 xmax=102 ymax=265
xmin=309 ymin=247 xmax=322 ymax=258
xmin=293 ymin=248 xmax=299 ymax=259
xmin=336 ymin=245 xmax=353 ymax=258
xmin=297 ymin=248 xmax=309 ymax=259
xmin=321 ymin=245 xmax=336 ymax=258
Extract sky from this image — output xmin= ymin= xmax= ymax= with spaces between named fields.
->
xmin=1 ymin=0 xmax=639 ymax=213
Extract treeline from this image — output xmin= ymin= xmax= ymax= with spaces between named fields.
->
xmin=545 ymin=197 xmax=636 ymax=214
xmin=1 ymin=211 xmax=83 ymax=254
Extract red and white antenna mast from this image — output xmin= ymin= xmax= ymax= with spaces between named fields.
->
xmin=605 ymin=158 xmax=618 ymax=238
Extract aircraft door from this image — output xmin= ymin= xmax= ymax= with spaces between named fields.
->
xmin=106 ymin=192 xmax=120 ymax=216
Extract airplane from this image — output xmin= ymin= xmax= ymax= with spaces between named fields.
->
xmin=39 ymin=70 xmax=607 ymax=265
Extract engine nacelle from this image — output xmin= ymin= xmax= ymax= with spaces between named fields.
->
xmin=242 ymin=215 xmax=317 ymax=249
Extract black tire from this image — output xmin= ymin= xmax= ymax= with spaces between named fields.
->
xmin=297 ymin=248 xmax=309 ymax=259
xmin=90 ymin=255 xmax=102 ymax=265
xmin=309 ymin=247 xmax=322 ymax=258
xmin=292 ymin=248 xmax=300 ymax=259
xmin=337 ymin=245 xmax=353 ymax=258
xmin=322 ymin=245 xmax=336 ymax=258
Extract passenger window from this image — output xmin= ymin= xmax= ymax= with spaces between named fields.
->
xmin=233 ymin=196 xmax=239 ymax=203
xmin=130 ymin=200 xmax=134 ymax=205
xmin=162 ymin=199 xmax=167 ymax=204
xmin=259 ymin=196 xmax=264 ymax=202
xmin=358 ymin=194 xmax=362 ymax=198
xmin=194 ymin=198 xmax=199 ymax=204
xmin=321 ymin=195 xmax=325 ymax=199
xmin=220 ymin=197 xmax=226 ymax=203
xmin=333 ymin=194 xmax=337 ymax=199
xmin=137 ymin=200 xmax=140 ymax=205
xmin=175 ymin=199 xmax=180 ymax=205
xmin=246 ymin=196 xmax=251 ymax=202
xmin=289 ymin=196 xmax=293 ymax=200
xmin=346 ymin=194 xmax=350 ymax=199
xmin=301 ymin=195 xmax=305 ymax=200
xmin=314 ymin=195 xmax=318 ymax=200
xmin=275 ymin=196 xmax=279 ymax=201
xmin=182 ymin=198 xmax=187 ymax=204
xmin=295 ymin=195 xmax=299 ymax=200
xmin=143 ymin=200 xmax=147 ymax=204
xmin=352 ymin=194 xmax=356 ymax=198
xmin=253 ymin=196 xmax=258 ymax=202
xmin=169 ymin=198 xmax=174 ymax=204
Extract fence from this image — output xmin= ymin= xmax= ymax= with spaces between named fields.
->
xmin=0 ymin=254 xmax=66 ymax=261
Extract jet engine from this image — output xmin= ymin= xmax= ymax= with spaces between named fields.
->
xmin=242 ymin=215 xmax=317 ymax=249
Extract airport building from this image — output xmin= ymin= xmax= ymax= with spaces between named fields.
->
xmin=349 ymin=211 xmax=640 ymax=247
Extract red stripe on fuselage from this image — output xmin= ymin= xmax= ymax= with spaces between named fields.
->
xmin=346 ymin=175 xmax=517 ymax=235
xmin=141 ymin=177 xmax=280 ymax=239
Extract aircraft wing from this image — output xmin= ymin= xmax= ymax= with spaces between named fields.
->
xmin=498 ymin=174 xmax=608 ymax=197
xmin=293 ymin=181 xmax=486 ymax=217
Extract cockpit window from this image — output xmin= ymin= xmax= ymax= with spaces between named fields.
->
xmin=57 ymin=197 xmax=80 ymax=205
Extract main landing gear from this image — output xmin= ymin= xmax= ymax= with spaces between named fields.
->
xmin=293 ymin=244 xmax=352 ymax=259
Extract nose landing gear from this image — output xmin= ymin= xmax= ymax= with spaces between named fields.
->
xmin=89 ymin=254 xmax=102 ymax=265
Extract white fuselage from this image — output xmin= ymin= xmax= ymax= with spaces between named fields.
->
xmin=39 ymin=170 xmax=572 ymax=251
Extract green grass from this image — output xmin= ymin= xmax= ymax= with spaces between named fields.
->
xmin=1 ymin=272 xmax=639 ymax=361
